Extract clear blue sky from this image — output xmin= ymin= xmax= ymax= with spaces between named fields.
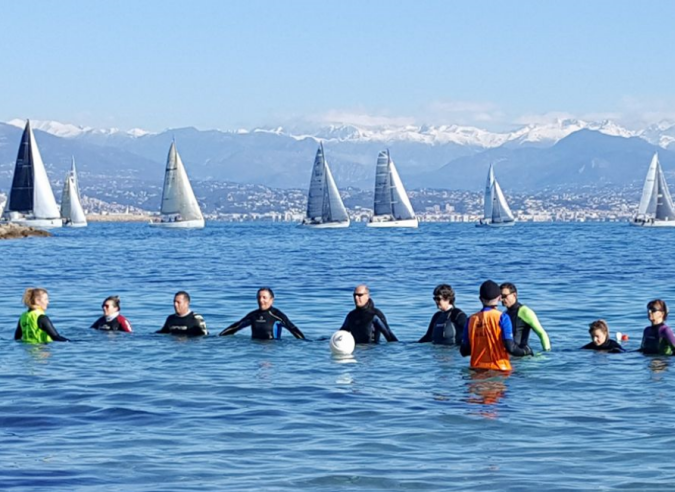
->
xmin=1 ymin=0 xmax=674 ymax=132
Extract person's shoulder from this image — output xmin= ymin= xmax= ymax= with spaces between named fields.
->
xmin=91 ymin=315 xmax=105 ymax=326
xmin=191 ymin=312 xmax=205 ymax=321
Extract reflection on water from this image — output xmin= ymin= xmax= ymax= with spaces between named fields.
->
xmin=465 ymin=370 xmax=509 ymax=419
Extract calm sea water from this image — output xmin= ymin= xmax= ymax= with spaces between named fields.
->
xmin=2 ymin=222 xmax=675 ymax=491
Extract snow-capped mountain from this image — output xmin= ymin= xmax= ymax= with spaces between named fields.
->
xmin=7 ymin=119 xmax=154 ymax=139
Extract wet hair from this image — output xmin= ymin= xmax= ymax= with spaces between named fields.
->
xmin=257 ymin=287 xmax=275 ymax=298
xmin=647 ymin=299 xmax=669 ymax=320
xmin=433 ymin=284 xmax=456 ymax=304
xmin=174 ymin=291 xmax=191 ymax=303
xmin=499 ymin=282 xmax=518 ymax=295
xmin=103 ymin=295 xmax=121 ymax=310
xmin=588 ymin=319 xmax=609 ymax=336
xmin=23 ymin=288 xmax=48 ymax=309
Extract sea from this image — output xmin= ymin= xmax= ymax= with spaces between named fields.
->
xmin=1 ymin=222 xmax=675 ymax=491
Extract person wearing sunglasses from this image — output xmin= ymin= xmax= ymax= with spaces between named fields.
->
xmin=418 ymin=284 xmax=467 ymax=345
xmin=639 ymin=299 xmax=675 ymax=355
xmin=460 ymin=280 xmax=532 ymax=371
xmin=91 ymin=295 xmax=132 ymax=332
xmin=338 ymin=285 xmax=398 ymax=344
xmin=219 ymin=287 xmax=305 ymax=340
xmin=499 ymin=282 xmax=551 ymax=354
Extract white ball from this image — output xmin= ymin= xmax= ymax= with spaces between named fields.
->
xmin=330 ymin=330 xmax=355 ymax=356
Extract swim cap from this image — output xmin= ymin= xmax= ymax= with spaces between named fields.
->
xmin=479 ymin=280 xmax=501 ymax=301
xmin=330 ymin=330 xmax=355 ymax=356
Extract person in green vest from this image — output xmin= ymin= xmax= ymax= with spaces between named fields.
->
xmin=14 ymin=288 xmax=69 ymax=343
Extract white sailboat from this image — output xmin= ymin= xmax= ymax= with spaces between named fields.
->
xmin=630 ymin=152 xmax=675 ymax=227
xmin=2 ymin=120 xmax=62 ymax=228
xmin=367 ymin=150 xmax=418 ymax=228
xmin=150 ymin=141 xmax=205 ymax=229
xmin=301 ymin=143 xmax=350 ymax=228
xmin=60 ymin=157 xmax=87 ymax=228
xmin=477 ymin=163 xmax=515 ymax=227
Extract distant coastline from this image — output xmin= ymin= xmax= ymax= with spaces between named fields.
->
xmin=86 ymin=214 xmax=151 ymax=223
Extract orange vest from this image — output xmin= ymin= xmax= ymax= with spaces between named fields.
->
xmin=468 ymin=308 xmax=512 ymax=372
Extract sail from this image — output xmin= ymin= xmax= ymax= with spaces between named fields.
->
xmin=491 ymin=179 xmax=515 ymax=223
xmin=373 ymin=151 xmax=392 ymax=216
xmin=483 ymin=164 xmax=495 ymax=220
xmin=323 ymin=160 xmax=349 ymax=223
xmin=306 ymin=144 xmax=327 ymax=220
xmin=388 ymin=155 xmax=416 ymax=220
xmin=159 ymin=142 xmax=203 ymax=221
xmin=8 ymin=122 xmax=35 ymax=213
xmin=637 ymin=153 xmax=659 ymax=217
xmin=655 ymin=162 xmax=675 ymax=221
xmin=61 ymin=160 xmax=87 ymax=225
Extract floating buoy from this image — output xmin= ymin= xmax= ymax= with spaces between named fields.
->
xmin=330 ymin=330 xmax=355 ymax=356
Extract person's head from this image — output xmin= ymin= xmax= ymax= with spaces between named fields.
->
xmin=588 ymin=319 xmax=609 ymax=346
xmin=500 ymin=282 xmax=518 ymax=309
xmin=102 ymin=295 xmax=121 ymax=315
xmin=433 ymin=284 xmax=455 ymax=311
xmin=353 ymin=284 xmax=370 ymax=308
xmin=23 ymin=288 xmax=49 ymax=311
xmin=647 ymin=299 xmax=668 ymax=325
xmin=173 ymin=291 xmax=191 ymax=316
xmin=257 ymin=287 xmax=275 ymax=311
xmin=479 ymin=280 xmax=501 ymax=307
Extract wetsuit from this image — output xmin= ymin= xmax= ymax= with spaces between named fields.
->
xmin=505 ymin=302 xmax=551 ymax=353
xmin=91 ymin=314 xmax=132 ymax=332
xmin=460 ymin=306 xmax=532 ymax=370
xmin=14 ymin=309 xmax=69 ymax=343
xmin=219 ymin=307 xmax=305 ymax=339
xmin=156 ymin=311 xmax=208 ymax=337
xmin=340 ymin=299 xmax=398 ymax=344
xmin=639 ymin=323 xmax=675 ymax=355
xmin=581 ymin=339 xmax=625 ymax=353
xmin=418 ymin=307 xmax=467 ymax=345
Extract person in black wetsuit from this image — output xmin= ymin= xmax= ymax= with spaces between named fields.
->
xmin=339 ymin=284 xmax=398 ymax=344
xmin=156 ymin=291 xmax=208 ymax=337
xmin=14 ymin=287 xmax=69 ymax=343
xmin=219 ymin=287 xmax=305 ymax=339
xmin=581 ymin=319 xmax=625 ymax=353
xmin=418 ymin=284 xmax=467 ymax=345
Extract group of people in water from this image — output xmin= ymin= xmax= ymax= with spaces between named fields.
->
xmin=14 ymin=281 xmax=675 ymax=371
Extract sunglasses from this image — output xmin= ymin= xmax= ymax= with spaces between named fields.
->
xmin=648 ymin=308 xmax=663 ymax=313
xmin=353 ymin=293 xmax=367 ymax=298
xmin=433 ymin=296 xmax=444 ymax=301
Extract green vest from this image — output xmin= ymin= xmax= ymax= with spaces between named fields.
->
xmin=19 ymin=309 xmax=53 ymax=344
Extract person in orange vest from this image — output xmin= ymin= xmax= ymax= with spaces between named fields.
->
xmin=460 ymin=280 xmax=532 ymax=371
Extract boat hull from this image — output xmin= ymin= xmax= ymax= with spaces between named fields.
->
xmin=150 ymin=218 xmax=205 ymax=229
xmin=64 ymin=221 xmax=87 ymax=228
xmin=367 ymin=218 xmax=419 ymax=228
xmin=5 ymin=216 xmax=63 ymax=229
xmin=629 ymin=219 xmax=675 ymax=228
xmin=301 ymin=220 xmax=350 ymax=229
xmin=476 ymin=220 xmax=515 ymax=228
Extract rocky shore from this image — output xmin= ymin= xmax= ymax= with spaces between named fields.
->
xmin=0 ymin=223 xmax=52 ymax=239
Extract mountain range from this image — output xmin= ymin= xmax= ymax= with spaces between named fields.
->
xmin=1 ymin=118 xmax=674 ymax=193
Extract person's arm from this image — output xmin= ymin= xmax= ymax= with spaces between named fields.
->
xmin=14 ymin=320 xmax=22 ymax=340
xmin=219 ymin=314 xmax=252 ymax=336
xmin=500 ymin=312 xmax=531 ymax=356
xmin=373 ymin=313 xmax=398 ymax=342
xmin=519 ymin=306 xmax=551 ymax=351
xmin=189 ymin=314 xmax=208 ymax=336
xmin=38 ymin=315 xmax=69 ymax=342
xmin=454 ymin=311 xmax=468 ymax=346
xmin=660 ymin=325 xmax=675 ymax=351
xmin=118 ymin=315 xmax=132 ymax=333
xmin=273 ymin=309 xmax=305 ymax=340
xmin=418 ymin=314 xmax=435 ymax=343
xmin=460 ymin=317 xmax=471 ymax=357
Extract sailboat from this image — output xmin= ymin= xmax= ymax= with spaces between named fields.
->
xmin=630 ymin=153 xmax=675 ymax=227
xmin=60 ymin=158 xmax=87 ymax=228
xmin=477 ymin=163 xmax=515 ymax=227
xmin=150 ymin=141 xmax=205 ymax=229
xmin=367 ymin=150 xmax=418 ymax=228
xmin=2 ymin=120 xmax=62 ymax=228
xmin=301 ymin=143 xmax=350 ymax=228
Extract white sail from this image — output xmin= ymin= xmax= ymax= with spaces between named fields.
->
xmin=633 ymin=153 xmax=675 ymax=226
xmin=491 ymin=180 xmax=515 ymax=223
xmin=28 ymin=125 xmax=61 ymax=220
xmin=388 ymin=157 xmax=416 ymax=221
xmin=655 ymin=163 xmax=675 ymax=220
xmin=479 ymin=163 xmax=514 ymax=227
xmin=61 ymin=159 xmax=87 ymax=227
xmin=303 ymin=143 xmax=349 ymax=227
xmin=637 ymin=153 xmax=658 ymax=217
xmin=483 ymin=164 xmax=495 ymax=220
xmin=159 ymin=142 xmax=203 ymax=222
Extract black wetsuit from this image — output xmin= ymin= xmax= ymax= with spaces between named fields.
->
xmin=219 ymin=307 xmax=305 ymax=339
xmin=156 ymin=312 xmax=208 ymax=337
xmin=14 ymin=315 xmax=69 ymax=342
xmin=581 ymin=339 xmax=625 ymax=353
xmin=340 ymin=300 xmax=398 ymax=344
xmin=418 ymin=307 xmax=467 ymax=345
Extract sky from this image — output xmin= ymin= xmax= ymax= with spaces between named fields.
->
xmin=2 ymin=0 xmax=675 ymax=132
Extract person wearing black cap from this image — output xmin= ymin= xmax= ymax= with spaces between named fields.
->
xmin=460 ymin=280 xmax=532 ymax=371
